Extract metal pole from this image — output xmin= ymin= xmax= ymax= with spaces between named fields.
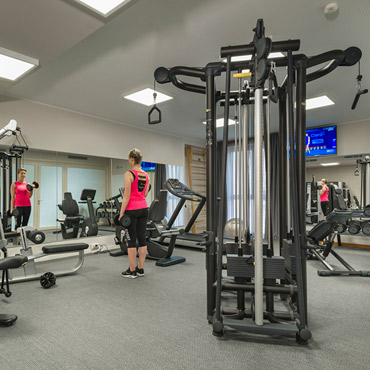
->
xmin=243 ymin=102 xmax=249 ymax=236
xmin=286 ymin=97 xmax=291 ymax=234
xmin=266 ymin=97 xmax=271 ymax=251
xmin=238 ymin=78 xmax=243 ymax=247
xmin=234 ymin=109 xmax=238 ymax=239
xmin=254 ymin=87 xmax=264 ymax=326
xmin=279 ymin=89 xmax=287 ymax=251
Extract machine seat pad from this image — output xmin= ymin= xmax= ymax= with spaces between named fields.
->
xmin=0 ymin=256 xmax=28 ymax=270
xmin=42 ymin=243 xmax=89 ymax=254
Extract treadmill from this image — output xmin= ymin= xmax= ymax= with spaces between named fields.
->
xmin=159 ymin=178 xmax=206 ymax=248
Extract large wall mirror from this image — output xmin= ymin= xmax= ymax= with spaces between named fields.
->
xmin=0 ymin=145 xmax=188 ymax=244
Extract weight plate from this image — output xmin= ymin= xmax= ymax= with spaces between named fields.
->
xmin=364 ymin=207 xmax=370 ymax=217
xmin=40 ymin=272 xmax=56 ymax=289
xmin=362 ymin=223 xmax=370 ymax=235
xmin=337 ymin=224 xmax=347 ymax=233
xmin=121 ymin=215 xmax=131 ymax=227
xmin=348 ymin=223 xmax=361 ymax=234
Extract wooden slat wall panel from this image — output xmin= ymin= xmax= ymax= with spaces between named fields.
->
xmin=185 ymin=145 xmax=207 ymax=233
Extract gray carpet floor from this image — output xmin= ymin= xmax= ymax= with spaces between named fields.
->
xmin=1 ymin=245 xmax=370 ymax=370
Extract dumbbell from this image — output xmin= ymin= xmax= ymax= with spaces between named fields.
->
xmin=7 ymin=208 xmax=20 ymax=218
xmin=26 ymin=181 xmax=39 ymax=191
xmin=113 ymin=214 xmax=131 ymax=227
xmin=26 ymin=229 xmax=46 ymax=244
xmin=361 ymin=221 xmax=370 ymax=235
xmin=364 ymin=204 xmax=370 ymax=217
xmin=348 ymin=220 xmax=361 ymax=234
xmin=336 ymin=223 xmax=347 ymax=233
xmin=317 ymin=185 xmax=323 ymax=190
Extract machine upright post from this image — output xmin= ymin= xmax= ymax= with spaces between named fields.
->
xmin=279 ymin=89 xmax=287 ymax=250
xmin=296 ymin=58 xmax=308 ymax=319
xmin=243 ymin=103 xmax=249 ymax=235
xmin=254 ymin=87 xmax=264 ymax=326
xmin=205 ymin=66 xmax=217 ymax=320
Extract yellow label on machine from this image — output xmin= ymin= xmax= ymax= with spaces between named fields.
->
xmin=233 ymin=72 xmax=252 ymax=78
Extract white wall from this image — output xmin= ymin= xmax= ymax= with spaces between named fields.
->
xmin=337 ymin=119 xmax=370 ymax=156
xmin=306 ymin=165 xmax=361 ymax=200
xmin=0 ymin=96 xmax=204 ymax=166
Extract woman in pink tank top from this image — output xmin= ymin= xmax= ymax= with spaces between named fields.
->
xmin=119 ymin=148 xmax=150 ymax=279
xmin=10 ymin=168 xmax=33 ymax=230
xmin=319 ymin=178 xmax=330 ymax=219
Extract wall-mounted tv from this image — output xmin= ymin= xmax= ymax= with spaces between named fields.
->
xmin=306 ymin=125 xmax=336 ymax=157
xmin=141 ymin=161 xmax=156 ymax=171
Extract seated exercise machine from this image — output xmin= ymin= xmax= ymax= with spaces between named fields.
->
xmin=57 ymin=189 xmax=98 ymax=239
xmin=2 ymin=225 xmax=88 ymax=284
xmin=111 ymin=190 xmax=185 ymax=266
xmin=307 ymin=209 xmax=370 ymax=277
xmin=146 ymin=189 xmax=186 ymax=266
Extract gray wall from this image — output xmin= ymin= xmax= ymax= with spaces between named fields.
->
xmin=337 ymin=119 xmax=370 ymax=156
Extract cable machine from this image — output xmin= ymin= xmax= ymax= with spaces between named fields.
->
xmin=0 ymin=122 xmax=28 ymax=232
xmin=153 ymin=19 xmax=361 ymax=343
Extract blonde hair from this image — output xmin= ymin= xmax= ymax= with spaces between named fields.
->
xmin=321 ymin=178 xmax=328 ymax=184
xmin=17 ymin=168 xmax=27 ymax=175
xmin=128 ymin=148 xmax=143 ymax=165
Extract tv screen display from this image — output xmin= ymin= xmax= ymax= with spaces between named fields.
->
xmin=306 ymin=125 xmax=336 ymax=157
xmin=141 ymin=161 xmax=156 ymax=171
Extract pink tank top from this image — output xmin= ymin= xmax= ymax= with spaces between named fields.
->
xmin=14 ymin=181 xmax=31 ymax=207
xmin=320 ymin=185 xmax=329 ymax=202
xmin=126 ymin=170 xmax=149 ymax=210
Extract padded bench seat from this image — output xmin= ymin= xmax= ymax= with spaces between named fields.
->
xmin=0 ymin=256 xmax=28 ymax=270
xmin=42 ymin=243 xmax=89 ymax=254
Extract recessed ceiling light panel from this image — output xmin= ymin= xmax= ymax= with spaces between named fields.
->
xmin=306 ymin=95 xmax=334 ymax=110
xmin=320 ymin=162 xmax=340 ymax=166
xmin=224 ymin=52 xmax=284 ymax=63
xmin=0 ymin=47 xmax=39 ymax=81
xmin=203 ymin=118 xmax=236 ymax=128
xmin=75 ymin=0 xmax=132 ymax=17
xmin=124 ymin=88 xmax=173 ymax=106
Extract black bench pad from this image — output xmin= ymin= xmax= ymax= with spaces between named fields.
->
xmin=0 ymin=256 xmax=28 ymax=270
xmin=42 ymin=243 xmax=89 ymax=254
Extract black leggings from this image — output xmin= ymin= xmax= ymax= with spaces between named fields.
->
xmin=321 ymin=201 xmax=330 ymax=216
xmin=125 ymin=208 xmax=148 ymax=248
xmin=15 ymin=206 xmax=31 ymax=229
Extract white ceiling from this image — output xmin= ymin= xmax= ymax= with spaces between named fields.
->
xmin=1 ymin=0 xmax=369 ymax=142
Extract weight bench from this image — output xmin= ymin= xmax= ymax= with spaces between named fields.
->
xmin=7 ymin=227 xmax=89 ymax=283
xmin=307 ymin=209 xmax=370 ymax=277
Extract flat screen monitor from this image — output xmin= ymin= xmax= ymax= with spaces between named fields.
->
xmin=141 ymin=161 xmax=156 ymax=171
xmin=306 ymin=125 xmax=336 ymax=157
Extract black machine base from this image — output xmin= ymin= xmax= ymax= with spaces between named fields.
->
xmin=0 ymin=313 xmax=17 ymax=326
xmin=155 ymin=256 xmax=186 ymax=267
xmin=109 ymin=250 xmax=127 ymax=257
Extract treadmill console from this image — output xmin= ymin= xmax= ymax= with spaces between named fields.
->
xmin=165 ymin=179 xmax=205 ymax=202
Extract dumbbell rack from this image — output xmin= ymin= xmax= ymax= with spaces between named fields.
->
xmin=95 ymin=201 xmax=120 ymax=226
xmin=338 ymin=210 xmax=370 ymax=236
